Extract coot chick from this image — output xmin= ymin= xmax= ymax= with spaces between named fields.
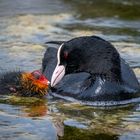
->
xmin=0 ymin=70 xmax=49 ymax=97
xmin=44 ymin=36 xmax=140 ymax=104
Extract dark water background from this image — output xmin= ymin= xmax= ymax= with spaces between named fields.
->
xmin=0 ymin=0 xmax=140 ymax=140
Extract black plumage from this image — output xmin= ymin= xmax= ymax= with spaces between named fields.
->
xmin=0 ymin=71 xmax=22 ymax=95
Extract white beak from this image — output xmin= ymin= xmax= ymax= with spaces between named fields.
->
xmin=51 ymin=65 xmax=65 ymax=87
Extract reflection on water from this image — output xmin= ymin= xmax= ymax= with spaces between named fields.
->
xmin=1 ymin=98 xmax=140 ymax=140
xmin=0 ymin=0 xmax=140 ymax=140
xmin=0 ymin=103 xmax=57 ymax=140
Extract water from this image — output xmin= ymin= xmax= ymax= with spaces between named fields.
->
xmin=0 ymin=0 xmax=140 ymax=139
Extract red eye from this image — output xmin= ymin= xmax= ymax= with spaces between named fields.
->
xmin=64 ymin=51 xmax=68 ymax=59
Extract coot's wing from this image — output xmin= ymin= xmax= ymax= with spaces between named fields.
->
xmin=77 ymin=59 xmax=140 ymax=102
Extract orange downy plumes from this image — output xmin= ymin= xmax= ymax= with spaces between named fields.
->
xmin=20 ymin=70 xmax=50 ymax=97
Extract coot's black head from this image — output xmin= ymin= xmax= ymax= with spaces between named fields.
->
xmin=50 ymin=38 xmax=86 ymax=87
xmin=51 ymin=36 xmax=121 ymax=87
xmin=58 ymin=43 xmax=84 ymax=73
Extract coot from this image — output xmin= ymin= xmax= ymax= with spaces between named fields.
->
xmin=43 ymin=36 xmax=140 ymax=105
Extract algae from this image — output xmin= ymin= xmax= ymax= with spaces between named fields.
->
xmin=0 ymin=95 xmax=46 ymax=106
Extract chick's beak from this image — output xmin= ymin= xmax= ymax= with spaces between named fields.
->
xmin=51 ymin=65 xmax=65 ymax=87
xmin=38 ymin=75 xmax=50 ymax=86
